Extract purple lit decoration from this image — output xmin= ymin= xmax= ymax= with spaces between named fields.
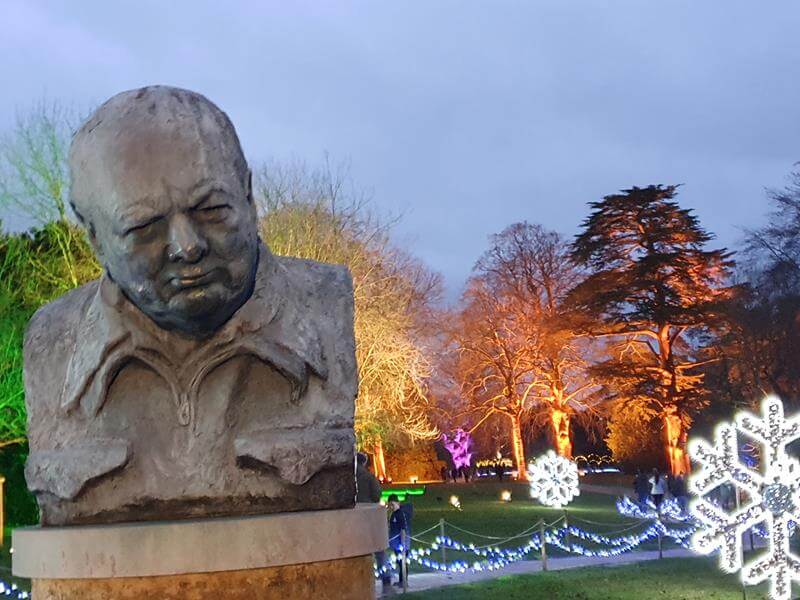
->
xmin=442 ymin=429 xmax=474 ymax=470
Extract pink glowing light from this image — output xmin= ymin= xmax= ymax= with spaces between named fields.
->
xmin=442 ymin=429 xmax=474 ymax=470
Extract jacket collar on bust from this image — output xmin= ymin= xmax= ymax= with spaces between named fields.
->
xmin=59 ymin=243 xmax=328 ymax=426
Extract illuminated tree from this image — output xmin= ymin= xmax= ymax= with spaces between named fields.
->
xmin=255 ymin=160 xmax=441 ymax=479
xmin=466 ymin=223 xmax=598 ymax=460
xmin=455 ymin=276 xmax=536 ymax=479
xmin=570 ymin=185 xmax=734 ymax=475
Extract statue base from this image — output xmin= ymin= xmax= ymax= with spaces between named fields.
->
xmin=30 ymin=556 xmax=373 ymax=600
xmin=13 ymin=504 xmax=387 ymax=600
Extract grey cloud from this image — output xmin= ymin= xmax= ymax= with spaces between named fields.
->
xmin=2 ymin=0 xmax=799 ymax=297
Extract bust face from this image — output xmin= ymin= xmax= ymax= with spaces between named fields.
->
xmin=81 ymin=117 xmax=259 ymax=338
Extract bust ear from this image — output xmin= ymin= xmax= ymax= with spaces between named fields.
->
xmin=71 ymin=202 xmax=101 ymax=254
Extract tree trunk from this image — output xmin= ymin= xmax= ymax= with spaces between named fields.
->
xmin=658 ymin=325 xmax=689 ymax=476
xmin=551 ymin=407 xmax=573 ymax=459
xmin=373 ymin=439 xmax=388 ymax=482
xmin=663 ymin=407 xmax=690 ymax=476
xmin=510 ymin=414 xmax=528 ymax=481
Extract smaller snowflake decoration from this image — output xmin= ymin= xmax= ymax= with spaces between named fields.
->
xmin=689 ymin=396 xmax=800 ymax=600
xmin=528 ymin=450 xmax=580 ymax=509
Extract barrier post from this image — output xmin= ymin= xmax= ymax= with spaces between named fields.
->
xmin=563 ymin=509 xmax=570 ymax=551
xmin=401 ymin=530 xmax=409 ymax=594
xmin=439 ymin=518 xmax=447 ymax=567
xmin=657 ymin=518 xmax=663 ymax=560
xmin=539 ymin=520 xmax=548 ymax=571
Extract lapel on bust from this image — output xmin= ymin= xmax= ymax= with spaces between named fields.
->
xmin=59 ymin=244 xmax=328 ymax=419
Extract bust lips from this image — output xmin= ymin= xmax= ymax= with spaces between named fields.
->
xmin=167 ymin=270 xmax=219 ymax=291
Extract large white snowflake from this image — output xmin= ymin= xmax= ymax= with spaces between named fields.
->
xmin=689 ymin=396 xmax=800 ymax=600
xmin=528 ymin=450 xmax=580 ymax=509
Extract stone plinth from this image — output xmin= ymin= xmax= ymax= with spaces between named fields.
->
xmin=13 ymin=504 xmax=387 ymax=600
xmin=31 ymin=557 xmax=373 ymax=600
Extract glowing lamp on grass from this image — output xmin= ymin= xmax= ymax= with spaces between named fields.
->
xmin=500 ymin=490 xmax=512 ymax=503
xmin=449 ymin=495 xmax=462 ymax=511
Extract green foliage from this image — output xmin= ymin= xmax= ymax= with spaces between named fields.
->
xmin=0 ymin=443 xmax=38 ymax=526
xmin=605 ymin=400 xmax=665 ymax=470
xmin=384 ymin=442 xmax=446 ymax=481
xmin=0 ymin=101 xmax=101 ymax=449
xmin=0 ymin=222 xmax=100 ymax=445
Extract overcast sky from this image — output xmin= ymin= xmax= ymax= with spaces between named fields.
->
xmin=2 ymin=1 xmax=799 ymax=297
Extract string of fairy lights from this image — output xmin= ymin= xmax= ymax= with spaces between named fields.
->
xmin=0 ymin=582 xmax=28 ymax=599
xmin=376 ymin=516 xmax=696 ymax=577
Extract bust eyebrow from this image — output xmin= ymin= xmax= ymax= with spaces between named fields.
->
xmin=191 ymin=184 xmax=233 ymax=208
xmin=118 ymin=204 xmax=165 ymax=233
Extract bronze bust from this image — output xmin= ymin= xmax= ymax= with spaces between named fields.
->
xmin=23 ymin=86 xmax=358 ymax=525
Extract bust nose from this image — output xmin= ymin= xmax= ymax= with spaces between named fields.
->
xmin=166 ymin=213 xmax=208 ymax=263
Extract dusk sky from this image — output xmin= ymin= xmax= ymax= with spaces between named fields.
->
xmin=3 ymin=1 xmax=799 ymax=298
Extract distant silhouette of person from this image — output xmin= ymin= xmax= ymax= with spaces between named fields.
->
xmin=387 ymin=494 xmax=412 ymax=588
xmin=356 ymin=453 xmax=389 ymax=589
xmin=649 ymin=468 xmax=666 ymax=509
xmin=634 ymin=469 xmax=650 ymax=505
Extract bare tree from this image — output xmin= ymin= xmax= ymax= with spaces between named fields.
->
xmin=476 ymin=223 xmax=599 ymax=459
xmin=0 ymin=102 xmax=91 ymax=288
xmin=454 ymin=223 xmax=597 ymax=478
xmin=255 ymin=159 xmax=442 ymax=479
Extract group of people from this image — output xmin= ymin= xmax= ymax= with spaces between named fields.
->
xmin=440 ymin=465 xmax=475 ymax=483
xmin=633 ymin=468 xmax=688 ymax=513
xmin=357 ymin=453 xmax=412 ymax=594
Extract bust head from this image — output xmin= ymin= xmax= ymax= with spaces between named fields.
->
xmin=69 ymin=86 xmax=259 ymax=338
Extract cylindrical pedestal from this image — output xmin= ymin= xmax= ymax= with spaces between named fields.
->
xmin=13 ymin=504 xmax=387 ymax=600
xmin=32 ymin=556 xmax=373 ymax=600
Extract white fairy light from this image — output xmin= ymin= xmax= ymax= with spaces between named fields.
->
xmin=689 ymin=395 xmax=800 ymax=600
xmin=528 ymin=450 xmax=580 ymax=509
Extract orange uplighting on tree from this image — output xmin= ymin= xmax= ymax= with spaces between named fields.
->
xmin=453 ymin=223 xmax=601 ymax=475
xmin=570 ymin=185 xmax=735 ymax=476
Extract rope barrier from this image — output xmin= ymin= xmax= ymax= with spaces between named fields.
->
xmin=442 ymin=521 xmax=529 ymax=540
xmin=376 ymin=512 xmax=696 ymax=579
xmin=567 ymin=514 xmax=643 ymax=528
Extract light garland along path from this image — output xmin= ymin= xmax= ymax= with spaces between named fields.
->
xmin=375 ymin=546 xmax=695 ymax=597
xmin=376 ymin=514 xmax=696 ymax=596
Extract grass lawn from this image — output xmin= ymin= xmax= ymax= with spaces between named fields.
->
xmin=0 ymin=477 xmax=681 ymax=595
xmin=385 ymin=478 xmax=680 ymax=558
xmin=403 ymin=557 xmax=771 ymax=599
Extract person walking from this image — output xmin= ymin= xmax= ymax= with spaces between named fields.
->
xmin=356 ymin=453 xmax=390 ymax=591
xmin=649 ymin=468 xmax=667 ymax=510
xmin=387 ymin=494 xmax=412 ymax=589
xmin=633 ymin=469 xmax=650 ymax=506
xmin=672 ymin=474 xmax=688 ymax=514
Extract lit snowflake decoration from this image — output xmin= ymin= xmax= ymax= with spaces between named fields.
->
xmin=689 ymin=396 xmax=800 ymax=600
xmin=528 ymin=450 xmax=580 ymax=509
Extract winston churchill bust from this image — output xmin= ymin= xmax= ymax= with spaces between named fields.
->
xmin=23 ymin=86 xmax=358 ymax=526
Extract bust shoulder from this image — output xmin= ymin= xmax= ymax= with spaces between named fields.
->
xmin=273 ymin=255 xmax=353 ymax=301
xmin=23 ymin=280 xmax=100 ymax=433
xmin=271 ymin=255 xmax=357 ymax=396
xmin=24 ymin=280 xmax=99 ymax=368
